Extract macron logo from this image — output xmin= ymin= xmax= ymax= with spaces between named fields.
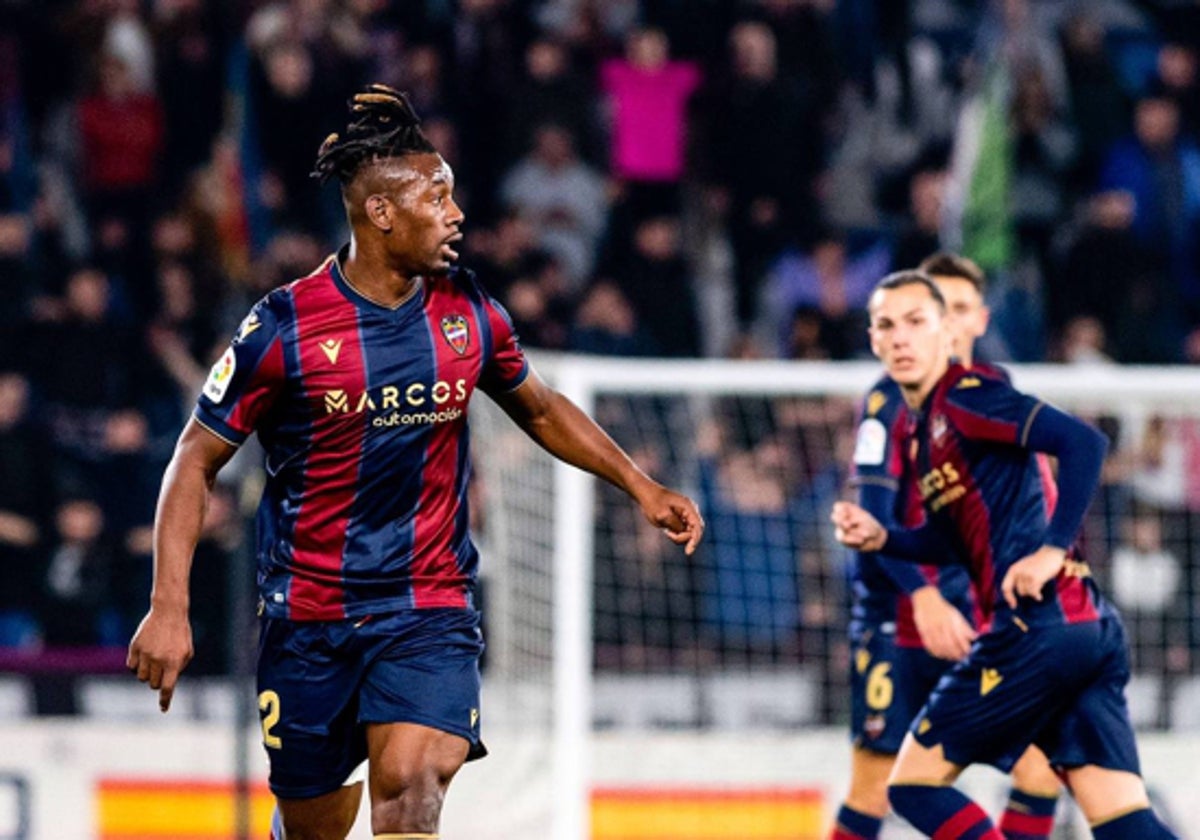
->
xmin=319 ymin=339 xmax=343 ymax=364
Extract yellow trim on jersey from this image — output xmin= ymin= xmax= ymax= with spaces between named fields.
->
xmin=1020 ymin=402 xmax=1045 ymax=447
xmin=848 ymin=475 xmax=900 ymax=490
xmin=192 ymin=414 xmax=243 ymax=448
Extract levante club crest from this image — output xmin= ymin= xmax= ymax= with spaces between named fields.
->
xmin=440 ymin=314 xmax=470 ymax=355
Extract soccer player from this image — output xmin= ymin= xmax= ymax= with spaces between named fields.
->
xmin=832 ymin=271 xmax=1177 ymax=840
xmin=126 ymin=85 xmax=704 ymax=840
xmin=831 ymin=254 xmax=1059 ymax=840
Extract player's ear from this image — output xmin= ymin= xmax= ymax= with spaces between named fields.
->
xmin=365 ymin=194 xmax=393 ymax=232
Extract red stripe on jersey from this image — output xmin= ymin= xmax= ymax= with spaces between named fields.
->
xmin=940 ymin=435 xmax=999 ymax=623
xmin=1035 ymin=453 xmax=1058 ymax=517
xmin=287 ymin=274 xmax=366 ymax=620
xmin=226 ymin=336 xmax=285 ymax=436
xmin=944 ymin=403 xmax=1019 ymax=445
xmin=409 ymin=284 xmax=479 ymax=608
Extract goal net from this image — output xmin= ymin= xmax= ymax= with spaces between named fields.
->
xmin=460 ymin=356 xmax=1200 ymax=840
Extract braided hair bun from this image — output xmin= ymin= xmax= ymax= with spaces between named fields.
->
xmin=311 ymin=84 xmax=436 ymax=185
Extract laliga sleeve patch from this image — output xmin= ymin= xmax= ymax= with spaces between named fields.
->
xmin=853 ymin=418 xmax=888 ymax=465
xmin=203 ymin=346 xmax=237 ymax=403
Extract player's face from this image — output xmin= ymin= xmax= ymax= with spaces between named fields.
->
xmin=380 ymin=153 xmax=465 ymax=275
xmin=930 ymin=275 xmax=989 ymax=363
xmin=868 ymin=283 xmax=951 ymax=400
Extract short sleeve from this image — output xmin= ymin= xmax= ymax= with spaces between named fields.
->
xmin=477 ymin=291 xmax=530 ymax=396
xmin=850 ymin=386 xmax=906 ymax=494
xmin=942 ymin=373 xmax=1045 ymax=447
xmin=193 ymin=300 xmax=287 ymax=446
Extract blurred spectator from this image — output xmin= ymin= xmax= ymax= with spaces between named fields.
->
xmin=890 ymin=165 xmax=947 ymax=271
xmin=569 ymin=279 xmax=658 ymax=357
xmin=41 ymin=498 xmax=115 ymax=646
xmin=1051 ymin=190 xmax=1179 ymax=363
xmin=784 ymin=305 xmax=832 ymax=361
xmin=499 ymin=253 xmax=571 ymax=350
xmin=76 ymin=50 xmax=164 ymax=286
xmin=600 ymin=26 xmax=700 ymax=218
xmin=1060 ymin=12 xmax=1130 ymax=192
xmin=1110 ymin=511 xmax=1190 ymax=682
xmin=154 ymin=0 xmax=227 ymax=200
xmin=693 ymin=19 xmax=824 ymax=327
xmin=1009 ymin=66 xmax=1076 ymax=270
xmin=757 ymin=229 xmax=886 ymax=358
xmin=1099 ymin=91 xmax=1200 ymax=322
xmin=250 ymin=40 xmax=337 ymax=236
xmin=608 ymin=215 xmax=700 ymax=357
xmin=1157 ymin=41 xmax=1200 ymax=138
xmin=695 ymin=420 xmax=803 ymax=660
xmin=1057 ymin=315 xmax=1114 ymax=366
xmin=593 ymin=439 xmax=699 ymax=669
xmin=28 ymin=266 xmax=149 ymax=497
xmin=0 ymin=372 xmax=50 ymax=648
xmin=506 ymin=36 xmax=601 ymax=169
xmin=463 ymin=211 xmax=541 ymax=298
xmin=500 ymin=122 xmax=607 ymax=288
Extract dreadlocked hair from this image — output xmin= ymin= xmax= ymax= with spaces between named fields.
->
xmin=311 ymin=84 xmax=436 ymax=185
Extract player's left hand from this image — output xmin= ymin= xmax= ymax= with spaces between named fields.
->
xmin=1000 ymin=546 xmax=1067 ymax=609
xmin=641 ymin=487 xmax=705 ymax=555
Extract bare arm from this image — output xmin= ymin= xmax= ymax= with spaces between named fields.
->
xmin=127 ymin=418 xmax=237 ymax=711
xmin=491 ymin=371 xmax=704 ymax=554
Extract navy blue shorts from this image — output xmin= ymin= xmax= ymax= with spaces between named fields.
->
xmin=257 ymin=608 xmax=486 ymax=799
xmin=911 ymin=615 xmax=1140 ymax=775
xmin=850 ymin=626 xmax=954 ymax=755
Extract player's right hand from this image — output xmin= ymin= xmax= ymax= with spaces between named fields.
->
xmin=911 ymin=586 xmax=977 ymax=661
xmin=831 ymin=501 xmax=887 ymax=552
xmin=127 ymin=607 xmax=194 ymax=713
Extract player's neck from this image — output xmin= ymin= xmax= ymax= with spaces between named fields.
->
xmin=342 ymin=241 xmax=421 ymax=308
xmin=900 ymin=362 xmax=949 ymax=409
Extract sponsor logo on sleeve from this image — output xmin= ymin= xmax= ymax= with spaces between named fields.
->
xmin=853 ymin=418 xmax=887 ymax=466
xmin=203 ymin=347 xmax=236 ymax=403
xmin=234 ymin=313 xmax=261 ymax=343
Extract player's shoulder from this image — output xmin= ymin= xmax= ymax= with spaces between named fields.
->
xmin=940 ymin=360 xmax=1009 ymax=395
xmin=860 ymin=375 xmax=905 ymax=423
xmin=853 ymin=375 xmax=903 ymax=469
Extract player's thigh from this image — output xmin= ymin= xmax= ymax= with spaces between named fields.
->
xmin=1035 ymin=617 xmax=1141 ymax=777
xmin=366 ymin=720 xmax=471 ymax=803
xmin=275 ymin=782 xmax=364 ymax=840
xmin=910 ymin=626 xmax=1065 ymax=772
xmin=850 ymin=632 xmax=937 ymax=755
xmin=1064 ymin=766 xmax=1149 ymax=825
xmin=258 ymin=618 xmax=369 ymax=800
xmin=846 ymin=746 xmax=897 ymax=816
xmin=357 ymin=609 xmax=487 ymax=761
xmin=889 ymin=732 xmax=963 ymax=786
xmin=1009 ymin=744 xmax=1061 ymax=796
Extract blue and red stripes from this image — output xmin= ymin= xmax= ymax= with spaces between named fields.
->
xmin=287 ymin=275 xmax=367 ymax=620
xmin=409 ymin=280 xmax=480 ymax=608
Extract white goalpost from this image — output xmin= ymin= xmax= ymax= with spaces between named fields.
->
xmin=459 ymin=355 xmax=1200 ymax=840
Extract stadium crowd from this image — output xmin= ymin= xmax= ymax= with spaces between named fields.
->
xmin=1 ymin=0 xmax=1199 ymax=718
